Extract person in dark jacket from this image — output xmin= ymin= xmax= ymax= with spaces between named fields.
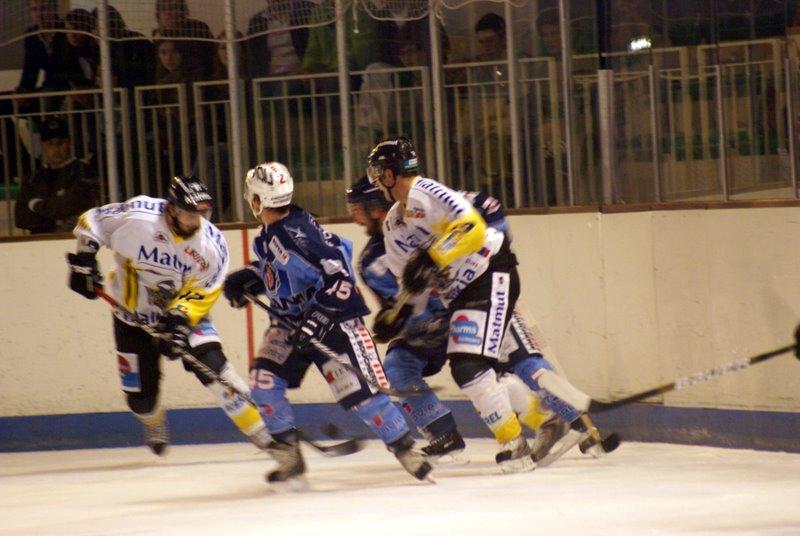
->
xmin=91 ymin=5 xmax=156 ymax=89
xmin=16 ymin=0 xmax=74 ymax=96
xmin=15 ymin=117 xmax=99 ymax=234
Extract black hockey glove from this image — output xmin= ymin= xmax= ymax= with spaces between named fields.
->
xmin=66 ymin=252 xmax=102 ymax=300
xmin=290 ymin=309 xmax=333 ymax=349
xmin=401 ymin=249 xmax=439 ymax=295
xmin=372 ymin=302 xmax=414 ymax=343
xmin=156 ymin=309 xmax=192 ymax=360
xmin=224 ymin=266 xmax=265 ymax=308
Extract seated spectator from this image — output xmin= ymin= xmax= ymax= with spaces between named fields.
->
xmin=475 ymin=12 xmax=507 ymax=62
xmin=154 ymin=39 xmax=203 ymax=88
xmin=246 ymin=0 xmax=314 ymax=78
xmin=208 ymin=31 xmax=247 ymax=82
xmin=15 ymin=117 xmax=99 ymax=234
xmin=153 ymin=0 xmax=215 ymax=79
xmin=92 ymin=5 xmax=155 ymax=89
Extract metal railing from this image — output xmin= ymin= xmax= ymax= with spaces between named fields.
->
xmin=0 ymin=35 xmax=798 ymax=236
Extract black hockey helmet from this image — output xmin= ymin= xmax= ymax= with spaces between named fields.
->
xmin=166 ymin=176 xmax=213 ymax=214
xmin=346 ymin=176 xmax=393 ymax=212
xmin=366 ymin=136 xmax=419 ymax=185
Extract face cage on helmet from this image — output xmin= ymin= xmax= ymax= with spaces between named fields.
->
xmin=366 ymin=162 xmax=387 ymax=186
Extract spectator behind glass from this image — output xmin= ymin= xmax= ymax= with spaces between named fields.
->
xmin=16 ymin=0 xmax=74 ymax=96
xmin=302 ymin=1 xmax=393 ymax=74
xmin=65 ymin=9 xmax=99 ymax=91
xmin=246 ymin=0 xmax=314 ymax=78
xmin=474 ymin=12 xmax=506 ymax=61
xmin=535 ymin=7 xmax=597 ymax=55
xmin=92 ymin=5 xmax=155 ymax=89
xmin=14 ymin=117 xmax=99 ymax=234
xmin=153 ymin=0 xmax=215 ymax=80
xmin=376 ymin=0 xmax=449 ymax=67
xmin=209 ymin=31 xmax=247 ymax=81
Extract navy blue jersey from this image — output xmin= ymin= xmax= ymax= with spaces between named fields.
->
xmin=253 ymin=205 xmax=368 ymax=321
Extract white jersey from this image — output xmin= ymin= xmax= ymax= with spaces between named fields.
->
xmin=73 ymin=196 xmax=229 ymax=327
xmin=383 ymin=177 xmax=504 ymax=305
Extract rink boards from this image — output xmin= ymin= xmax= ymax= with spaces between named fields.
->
xmin=1 ymin=208 xmax=799 ymax=452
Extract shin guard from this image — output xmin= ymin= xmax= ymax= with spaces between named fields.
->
xmin=499 ymin=373 xmax=552 ymax=430
xmin=352 ymin=394 xmax=411 ymax=446
xmin=460 ymin=369 xmax=522 ymax=444
xmin=207 ymin=363 xmax=265 ymax=437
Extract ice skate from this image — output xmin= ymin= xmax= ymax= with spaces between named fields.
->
xmin=140 ymin=411 xmax=169 ymax=456
xmin=389 ymin=434 xmax=434 ymax=481
xmin=265 ymin=431 xmax=307 ymax=490
xmin=248 ymin=426 xmax=273 ymax=451
xmin=422 ymin=429 xmax=468 ymax=466
xmin=530 ymin=414 xmax=570 ymax=463
xmin=495 ymin=434 xmax=535 ymax=473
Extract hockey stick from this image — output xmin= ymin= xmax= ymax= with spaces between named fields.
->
xmin=94 ymin=288 xmax=362 ymax=457
xmin=520 ymin=313 xmax=620 ymax=455
xmin=243 ymin=293 xmax=441 ymax=398
xmin=539 ymin=342 xmax=796 ymax=413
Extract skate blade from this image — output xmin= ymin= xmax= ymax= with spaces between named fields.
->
xmin=499 ymin=455 xmax=536 ymax=474
xmin=267 ymin=476 xmax=309 ymax=492
xmin=536 ymin=429 xmax=585 ymax=468
xmin=429 ymin=450 xmax=470 ymax=467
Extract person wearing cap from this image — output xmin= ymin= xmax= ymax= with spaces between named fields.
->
xmin=15 ymin=117 xmax=99 ymax=234
xmin=64 ymin=176 xmax=272 ymax=457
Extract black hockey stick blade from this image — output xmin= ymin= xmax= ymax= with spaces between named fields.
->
xmin=296 ymin=430 xmax=364 ymax=457
xmin=587 ymin=344 xmax=795 ymax=413
xmin=579 ymin=432 xmax=621 ymax=455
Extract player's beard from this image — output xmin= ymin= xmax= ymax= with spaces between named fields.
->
xmin=365 ymin=217 xmax=380 ymax=237
xmin=166 ymin=206 xmax=200 ymax=238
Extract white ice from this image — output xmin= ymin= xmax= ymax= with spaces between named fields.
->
xmin=2 ymin=439 xmax=799 ymax=536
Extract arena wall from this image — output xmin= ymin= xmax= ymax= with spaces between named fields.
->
xmin=2 ymin=208 xmax=799 ymax=451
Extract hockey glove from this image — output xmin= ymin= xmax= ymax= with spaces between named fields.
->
xmin=372 ymin=302 xmax=414 ymax=343
xmin=402 ymin=249 xmax=439 ymax=295
xmin=67 ymin=252 xmax=102 ymax=300
xmin=156 ymin=309 xmax=193 ymax=360
xmin=290 ymin=309 xmax=334 ymax=349
xmin=224 ymin=265 xmax=265 ymax=308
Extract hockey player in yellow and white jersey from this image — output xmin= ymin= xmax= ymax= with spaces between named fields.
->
xmin=367 ymin=137 xmax=535 ymax=472
xmin=66 ymin=176 xmax=270 ymax=455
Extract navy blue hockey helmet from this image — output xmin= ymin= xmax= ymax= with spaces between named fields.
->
xmin=346 ymin=176 xmax=393 ymax=212
xmin=366 ymin=136 xmax=419 ymax=185
xmin=167 ymin=175 xmax=213 ymax=214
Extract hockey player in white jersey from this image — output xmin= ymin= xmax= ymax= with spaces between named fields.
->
xmin=366 ymin=137 xmax=537 ymax=472
xmin=66 ymin=176 xmax=270 ymax=455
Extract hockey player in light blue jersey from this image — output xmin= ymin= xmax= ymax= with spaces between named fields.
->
xmin=224 ymin=162 xmax=432 ymax=485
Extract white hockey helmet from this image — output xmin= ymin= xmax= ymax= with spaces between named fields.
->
xmin=244 ymin=161 xmax=294 ymax=217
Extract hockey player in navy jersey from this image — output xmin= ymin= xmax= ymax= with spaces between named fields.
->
xmin=66 ymin=176 xmax=270 ymax=456
xmin=223 ymin=162 xmax=432 ymax=484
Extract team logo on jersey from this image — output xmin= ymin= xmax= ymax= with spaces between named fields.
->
xmin=153 ymin=231 xmax=168 ymax=243
xmin=183 ymin=246 xmax=209 ymax=271
xmin=264 ymin=264 xmax=280 ymax=292
xmin=451 ymin=315 xmax=482 ymax=345
xmin=146 ymin=280 xmax=177 ymax=309
xmin=286 ymin=226 xmax=307 ymax=241
xmin=438 ymin=222 xmax=475 ymax=254
xmin=404 ymin=207 xmax=425 ymax=219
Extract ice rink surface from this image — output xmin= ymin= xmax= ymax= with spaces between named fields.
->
xmin=2 ymin=439 xmax=799 ymax=536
